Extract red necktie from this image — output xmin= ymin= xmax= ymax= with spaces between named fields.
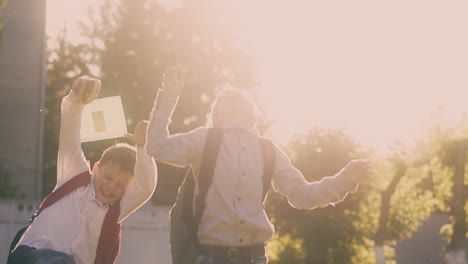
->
xmin=35 ymin=171 xmax=122 ymax=264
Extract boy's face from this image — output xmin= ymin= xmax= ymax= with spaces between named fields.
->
xmin=213 ymin=95 xmax=255 ymax=127
xmin=93 ymin=162 xmax=133 ymax=205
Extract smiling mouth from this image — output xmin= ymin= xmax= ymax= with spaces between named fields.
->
xmin=101 ymin=187 xmax=113 ymax=198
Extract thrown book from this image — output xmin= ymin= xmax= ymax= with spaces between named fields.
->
xmin=80 ymin=96 xmax=127 ymax=142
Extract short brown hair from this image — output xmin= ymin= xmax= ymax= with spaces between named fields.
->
xmin=206 ymin=86 xmax=257 ymax=127
xmin=98 ymin=143 xmax=136 ymax=174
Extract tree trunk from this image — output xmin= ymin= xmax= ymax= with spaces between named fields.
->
xmin=444 ymin=140 xmax=467 ymax=264
xmin=374 ymin=162 xmax=407 ymax=264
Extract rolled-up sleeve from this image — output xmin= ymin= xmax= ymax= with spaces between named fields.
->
xmin=118 ymin=146 xmax=157 ymax=222
xmin=56 ymin=93 xmax=90 ymax=188
xmin=146 ymin=89 xmax=206 ymax=167
xmin=271 ymin=145 xmax=358 ymax=209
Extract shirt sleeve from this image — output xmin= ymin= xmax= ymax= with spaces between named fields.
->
xmin=118 ymin=146 xmax=157 ymax=222
xmin=145 ymin=88 xmax=206 ymax=167
xmin=55 ymin=92 xmax=90 ymax=189
xmin=271 ymin=144 xmax=358 ymax=209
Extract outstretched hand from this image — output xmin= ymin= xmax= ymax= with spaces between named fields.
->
xmin=161 ymin=65 xmax=186 ymax=95
xmin=124 ymin=120 xmax=149 ymax=147
xmin=71 ymin=76 xmax=101 ymax=104
xmin=343 ymin=159 xmax=370 ymax=183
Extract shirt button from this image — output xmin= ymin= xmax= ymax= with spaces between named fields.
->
xmin=239 ymin=238 xmax=244 ymax=243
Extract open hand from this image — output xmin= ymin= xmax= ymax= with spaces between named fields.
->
xmin=161 ymin=65 xmax=186 ymax=95
xmin=71 ymin=76 xmax=101 ymax=104
xmin=124 ymin=120 xmax=149 ymax=147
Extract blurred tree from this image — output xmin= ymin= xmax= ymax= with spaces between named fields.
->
xmin=349 ymin=146 xmax=438 ymax=264
xmin=266 ymin=127 xmax=442 ymax=264
xmin=417 ymin=112 xmax=468 ymax=263
xmin=265 ymin=128 xmax=362 ymax=263
xmin=0 ymin=0 xmax=7 ymax=42
xmin=349 ymin=113 xmax=468 ymax=264
xmin=82 ymin=0 xmax=257 ymax=129
xmin=373 ymin=156 xmax=407 ymax=264
xmin=79 ymin=0 xmax=257 ymax=204
xmin=42 ymin=30 xmax=95 ymax=197
xmin=441 ymin=139 xmax=467 ymax=264
xmin=267 ymin=233 xmax=306 ymax=264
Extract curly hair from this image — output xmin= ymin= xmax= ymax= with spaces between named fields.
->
xmin=206 ymin=85 xmax=258 ymax=128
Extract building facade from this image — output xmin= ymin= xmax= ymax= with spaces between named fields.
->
xmin=0 ymin=0 xmax=46 ymax=199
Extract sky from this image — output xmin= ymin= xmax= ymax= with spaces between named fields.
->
xmin=46 ymin=0 xmax=468 ymax=154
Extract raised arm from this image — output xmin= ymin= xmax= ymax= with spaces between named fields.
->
xmin=271 ymin=143 xmax=369 ymax=209
xmin=145 ymin=66 xmax=206 ymax=167
xmin=119 ymin=121 xmax=157 ymax=222
xmin=56 ymin=77 xmax=101 ymax=188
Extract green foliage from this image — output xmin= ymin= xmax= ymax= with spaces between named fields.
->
xmin=40 ymin=1 xmax=468 ymax=262
xmin=0 ymin=0 xmax=6 ymax=11
xmin=43 ymin=0 xmax=255 ymax=204
xmin=80 ymin=0 xmax=256 ymax=130
xmin=42 ymin=31 xmax=95 ymax=196
xmin=348 ymin=237 xmax=376 ymax=264
xmin=414 ymin=114 xmax=468 ymax=250
xmin=348 ymin=145 xmax=439 ymax=262
xmin=387 ymin=185 xmax=435 ymax=240
xmin=0 ymin=0 xmax=7 ymax=42
xmin=428 ymin=157 xmax=453 ymax=212
xmin=267 ymin=233 xmax=306 ymax=264
xmin=265 ymin=128 xmax=362 ymax=263
xmin=0 ymin=0 xmax=6 ymax=10
xmin=347 ymin=115 xmax=468 ymax=262
xmin=77 ymin=0 xmax=256 ymax=205
xmin=380 ymin=155 xmax=436 ymax=241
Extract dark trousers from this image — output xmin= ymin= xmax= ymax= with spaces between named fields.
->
xmin=8 ymin=245 xmax=76 ymax=264
xmin=195 ymin=255 xmax=268 ymax=264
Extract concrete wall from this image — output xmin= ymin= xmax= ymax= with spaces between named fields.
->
xmin=0 ymin=0 xmax=46 ymax=199
xmin=0 ymin=200 xmax=172 ymax=264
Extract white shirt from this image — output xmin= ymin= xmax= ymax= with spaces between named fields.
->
xmin=146 ymin=89 xmax=358 ymax=247
xmin=18 ymin=93 xmax=157 ymax=264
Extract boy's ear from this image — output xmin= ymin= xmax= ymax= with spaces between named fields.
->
xmin=92 ymin=162 xmax=100 ymax=174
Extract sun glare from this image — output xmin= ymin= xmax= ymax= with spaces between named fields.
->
xmin=46 ymin=0 xmax=96 ymax=44
xmin=217 ymin=0 xmax=468 ymax=153
xmin=46 ymin=0 xmax=468 ymax=154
